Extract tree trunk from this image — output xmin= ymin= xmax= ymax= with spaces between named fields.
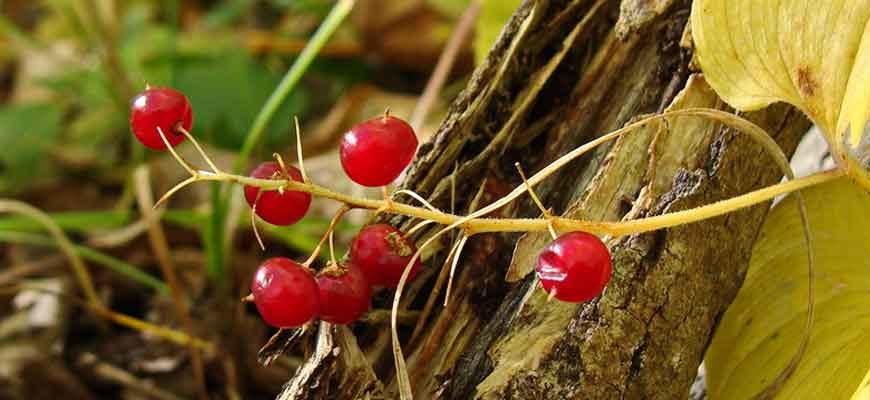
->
xmin=276 ymin=0 xmax=811 ymax=398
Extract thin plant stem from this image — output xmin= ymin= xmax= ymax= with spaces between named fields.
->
xmin=179 ymin=127 xmax=221 ymax=173
xmin=215 ymin=0 xmax=356 ymax=285
xmin=251 ymin=191 xmax=266 ymax=251
xmin=133 ymin=167 xmax=208 ymax=400
xmin=232 ymin=0 xmax=356 ymax=174
xmin=5 ymin=283 xmax=213 ymax=353
xmin=406 ymin=219 xmax=437 ymax=235
xmin=0 ymin=230 xmax=167 ymax=293
xmin=156 ymin=106 xmax=837 ymax=400
xmin=408 ymin=236 xmax=463 ymax=343
xmin=328 ymin=228 xmax=338 ymax=266
xmin=77 ymin=0 xmax=134 ymax=110
xmin=157 ymin=127 xmax=197 ymax=176
xmin=164 ymin=109 xmax=791 ymax=234
xmin=0 ymin=200 xmax=104 ymax=311
xmin=394 ymin=189 xmax=441 ymax=212
xmin=443 ymin=235 xmax=469 ymax=307
xmin=294 ymin=117 xmax=309 ymax=183
xmin=303 ymin=205 xmax=351 ymax=267
xmin=164 ymin=167 xmax=839 ymax=237
xmin=155 ymin=176 xmax=198 ymax=209
xmin=514 ymin=162 xmax=551 ymax=217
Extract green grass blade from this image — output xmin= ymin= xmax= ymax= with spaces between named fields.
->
xmin=231 ymin=0 xmax=356 ymax=173
xmin=0 ymin=211 xmax=130 ymax=232
xmin=0 ymin=230 xmax=168 ymax=293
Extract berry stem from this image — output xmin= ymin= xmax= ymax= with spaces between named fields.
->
xmin=157 ymin=127 xmax=197 ymax=176
xmin=178 ymin=127 xmax=221 ymax=173
xmin=381 ymin=186 xmax=392 ymax=209
xmin=303 ymin=205 xmax=351 ymax=267
xmin=328 ymin=226 xmax=338 ymax=266
xmin=232 ymin=0 xmax=356 ymax=174
xmin=165 ymin=108 xmax=823 ymax=238
xmin=294 ymin=117 xmax=309 ymax=183
xmin=443 ymin=234 xmax=469 ymax=307
xmin=408 ymin=235 xmax=464 ymax=343
xmin=8 ymin=282 xmax=213 ymax=353
xmin=514 ymin=162 xmax=550 ymax=218
xmin=155 ymin=176 xmax=198 ymax=209
xmin=393 ymin=189 xmax=441 ymax=212
xmin=251 ymin=191 xmax=266 ymax=251
xmin=540 ymin=169 xmax=839 ymax=237
xmin=177 ymin=167 xmax=840 ymax=237
xmin=0 ymin=199 xmax=104 ymax=312
xmin=406 ymin=219 xmax=436 ymax=235
xmin=133 ymin=167 xmax=208 ymax=398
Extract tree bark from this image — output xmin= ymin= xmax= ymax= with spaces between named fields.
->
xmin=276 ymin=0 xmax=811 ymax=399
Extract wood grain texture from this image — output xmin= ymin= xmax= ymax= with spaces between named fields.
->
xmin=275 ymin=0 xmax=811 ymax=398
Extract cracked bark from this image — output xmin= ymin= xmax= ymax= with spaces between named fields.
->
xmin=275 ymin=0 xmax=811 ymax=399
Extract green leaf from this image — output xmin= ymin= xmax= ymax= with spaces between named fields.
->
xmin=203 ymin=0 xmax=255 ymax=28
xmin=174 ymin=50 xmax=308 ymax=150
xmin=705 ymin=177 xmax=870 ymax=399
xmin=0 ymin=103 xmax=63 ymax=193
xmin=474 ymin=0 xmax=520 ymax=63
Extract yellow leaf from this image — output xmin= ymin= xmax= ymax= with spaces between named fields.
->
xmin=705 ymin=177 xmax=870 ymax=399
xmin=691 ymin=0 xmax=870 ymax=148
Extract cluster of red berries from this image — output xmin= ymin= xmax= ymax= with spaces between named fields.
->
xmin=249 ymin=223 xmax=421 ymax=327
xmin=129 ymin=86 xmax=613 ymax=328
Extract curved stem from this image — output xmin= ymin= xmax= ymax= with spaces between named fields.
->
xmin=443 ymin=235 xmax=469 ymax=307
xmin=408 ymin=236 xmax=464 ymax=343
xmin=185 ymin=168 xmax=842 ymax=237
xmin=393 ymin=189 xmax=441 ymax=212
xmin=7 ymin=283 xmax=213 ymax=353
xmin=232 ymin=0 xmax=356 ymax=174
xmin=251 ymin=191 xmax=266 ymax=251
xmin=179 ymin=127 xmax=221 ymax=173
xmin=0 ymin=199 xmax=104 ymax=311
xmin=164 ymin=108 xmax=820 ymax=238
xmin=157 ymin=105 xmax=835 ymax=399
xmin=294 ymin=117 xmax=309 ymax=183
xmin=303 ymin=205 xmax=350 ymax=267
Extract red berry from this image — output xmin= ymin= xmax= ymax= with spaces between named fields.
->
xmin=129 ymin=86 xmax=193 ymax=150
xmin=350 ymin=224 xmax=421 ymax=288
xmin=251 ymin=257 xmax=319 ymax=328
xmin=316 ymin=262 xmax=372 ymax=324
xmin=244 ymin=162 xmax=312 ymax=226
xmin=339 ymin=114 xmax=418 ymax=187
xmin=535 ymin=232 xmax=612 ymax=303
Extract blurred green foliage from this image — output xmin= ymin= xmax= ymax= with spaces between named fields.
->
xmin=0 ymin=103 xmax=63 ymax=192
xmin=475 ymin=0 xmax=520 ymax=62
xmin=0 ymin=0 xmax=370 ymax=195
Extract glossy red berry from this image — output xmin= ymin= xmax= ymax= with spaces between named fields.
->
xmin=251 ymin=257 xmax=319 ymax=328
xmin=244 ymin=162 xmax=312 ymax=226
xmin=129 ymin=86 xmax=193 ymax=150
xmin=316 ymin=262 xmax=372 ymax=324
xmin=350 ymin=224 xmax=421 ymax=288
xmin=339 ymin=114 xmax=418 ymax=187
xmin=535 ymin=231 xmax=612 ymax=303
